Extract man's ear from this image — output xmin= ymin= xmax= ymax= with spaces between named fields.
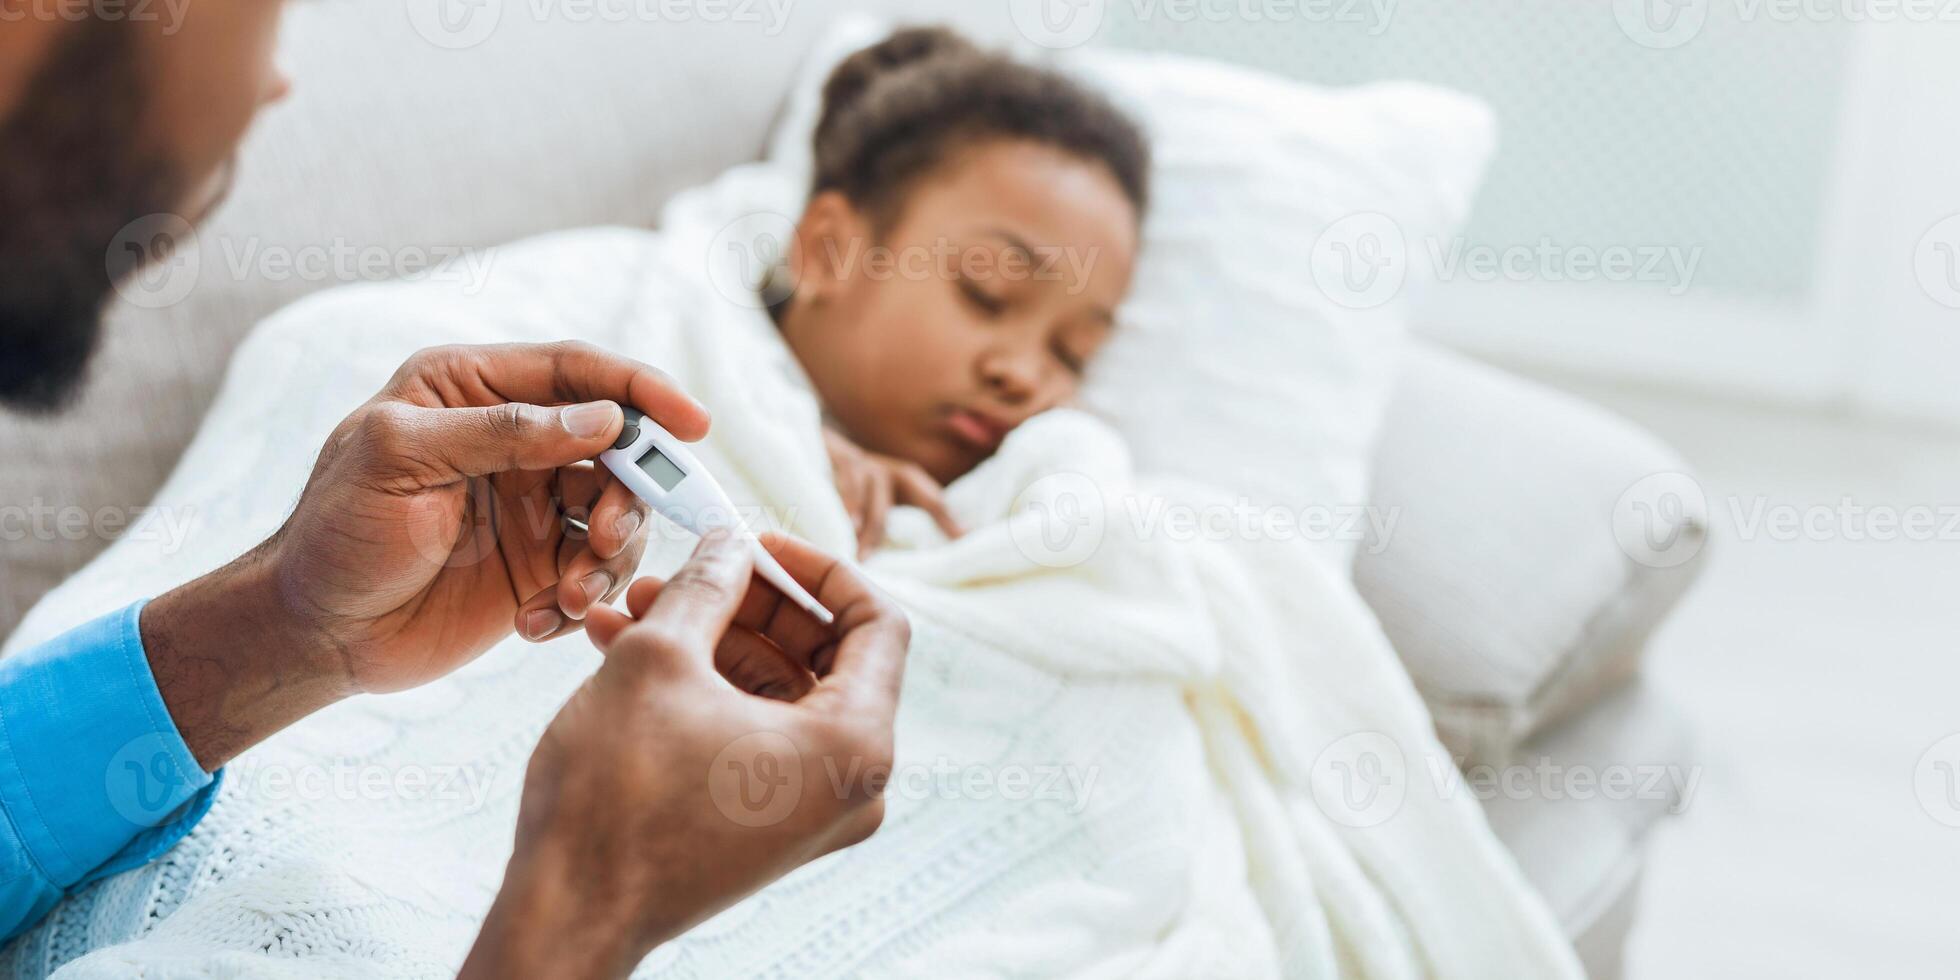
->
xmin=791 ymin=191 xmax=868 ymax=304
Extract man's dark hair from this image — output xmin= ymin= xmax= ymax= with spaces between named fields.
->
xmin=811 ymin=26 xmax=1151 ymax=231
xmin=0 ymin=19 xmax=180 ymax=413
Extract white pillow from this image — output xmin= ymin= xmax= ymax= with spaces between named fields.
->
xmin=766 ymin=18 xmax=1497 ymax=566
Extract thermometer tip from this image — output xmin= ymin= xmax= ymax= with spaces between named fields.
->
xmin=746 ymin=539 xmax=836 ymax=627
xmin=804 ymin=601 xmax=837 ymax=627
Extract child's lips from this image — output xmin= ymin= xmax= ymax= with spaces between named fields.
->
xmin=947 ymin=408 xmax=1011 ymax=450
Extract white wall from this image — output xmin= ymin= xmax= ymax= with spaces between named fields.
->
xmin=1101 ymin=2 xmax=1960 ymax=427
xmin=1833 ymin=20 xmax=1960 ymax=424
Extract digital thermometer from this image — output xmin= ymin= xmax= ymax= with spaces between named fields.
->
xmin=599 ymin=408 xmax=834 ymax=626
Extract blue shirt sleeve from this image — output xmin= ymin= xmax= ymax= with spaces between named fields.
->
xmin=0 ymin=600 xmax=222 ymax=942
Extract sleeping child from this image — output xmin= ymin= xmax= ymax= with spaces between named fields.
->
xmin=762 ymin=27 xmax=1150 ymax=557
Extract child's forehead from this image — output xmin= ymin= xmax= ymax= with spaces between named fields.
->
xmin=899 ymin=150 xmax=1138 ymax=255
xmin=852 ymin=142 xmax=1131 ymax=247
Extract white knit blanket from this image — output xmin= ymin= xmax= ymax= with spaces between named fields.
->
xmin=2 ymin=213 xmax=1578 ymax=978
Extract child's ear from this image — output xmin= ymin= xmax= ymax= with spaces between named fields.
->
xmin=793 ymin=192 xmax=867 ymax=303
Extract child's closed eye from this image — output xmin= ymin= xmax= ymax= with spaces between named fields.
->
xmin=958 ymin=279 xmax=1007 ymax=316
xmin=1052 ymin=341 xmax=1088 ymax=374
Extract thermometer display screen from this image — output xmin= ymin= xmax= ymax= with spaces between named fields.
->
xmin=636 ymin=448 xmax=687 ymax=491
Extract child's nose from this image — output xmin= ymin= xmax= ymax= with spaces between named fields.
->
xmin=978 ymin=346 xmax=1043 ymax=403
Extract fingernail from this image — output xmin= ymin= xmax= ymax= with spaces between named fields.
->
xmin=700 ymin=527 xmax=737 ymax=549
xmin=523 ymin=608 xmax=562 ymax=641
xmin=580 ymin=571 xmax=613 ymax=608
xmin=561 ymin=401 xmax=620 ymax=439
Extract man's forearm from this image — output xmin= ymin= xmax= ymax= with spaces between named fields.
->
xmin=140 ymin=542 xmax=355 ymax=771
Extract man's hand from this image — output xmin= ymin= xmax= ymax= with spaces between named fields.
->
xmin=460 ymin=530 xmax=910 ymax=979
xmin=823 ymin=427 xmax=962 ymax=559
xmin=141 ymin=341 xmax=712 ymax=769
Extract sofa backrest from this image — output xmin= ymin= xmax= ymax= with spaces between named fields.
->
xmin=0 ymin=2 xmax=1014 ymax=638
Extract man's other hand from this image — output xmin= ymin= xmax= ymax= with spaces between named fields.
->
xmin=461 ymin=530 xmax=910 ymax=979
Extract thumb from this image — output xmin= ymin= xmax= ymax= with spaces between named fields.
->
xmin=403 ymin=400 xmax=622 ymax=478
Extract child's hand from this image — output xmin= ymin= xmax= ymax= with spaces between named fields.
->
xmin=823 ymin=428 xmax=963 ymax=558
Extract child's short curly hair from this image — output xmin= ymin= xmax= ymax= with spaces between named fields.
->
xmin=811 ymin=27 xmax=1151 ymax=230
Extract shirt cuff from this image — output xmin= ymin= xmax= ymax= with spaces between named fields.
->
xmin=0 ymin=600 xmax=221 ymax=889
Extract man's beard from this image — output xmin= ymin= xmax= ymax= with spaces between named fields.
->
xmin=0 ymin=20 xmax=185 ymax=414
